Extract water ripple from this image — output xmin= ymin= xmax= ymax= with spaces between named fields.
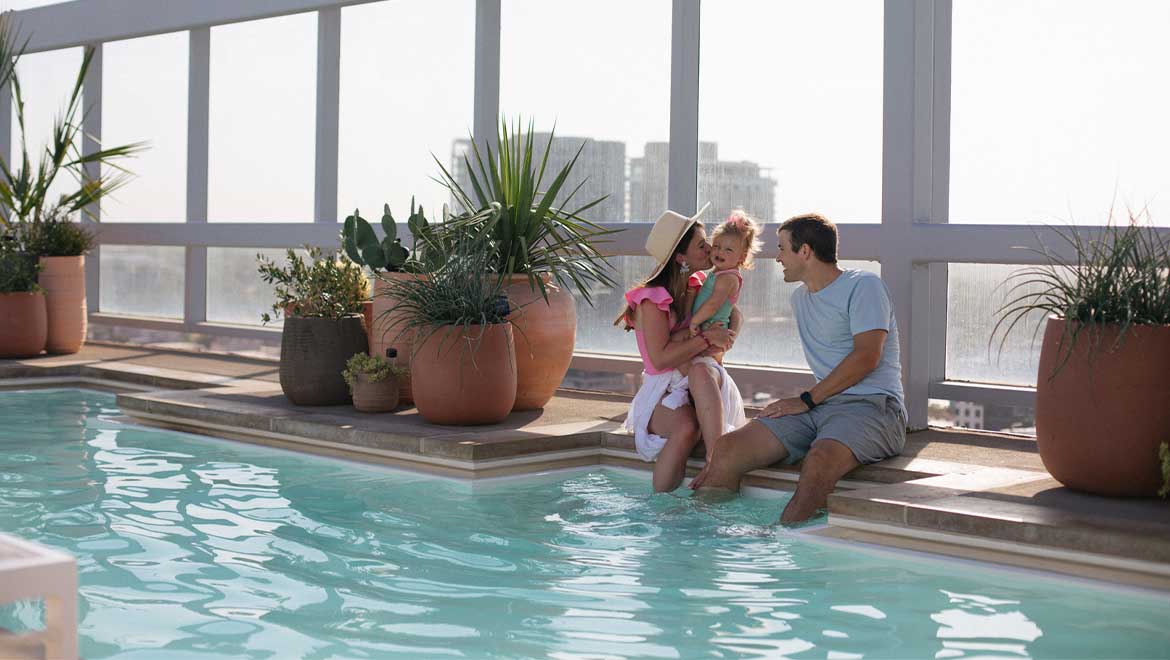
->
xmin=0 ymin=390 xmax=1167 ymax=659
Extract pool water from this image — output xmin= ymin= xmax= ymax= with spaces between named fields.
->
xmin=1 ymin=389 xmax=1168 ymax=659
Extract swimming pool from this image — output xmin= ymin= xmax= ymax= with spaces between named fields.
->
xmin=1 ymin=389 xmax=1167 ymax=659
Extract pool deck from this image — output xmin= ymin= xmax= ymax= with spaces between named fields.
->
xmin=3 ymin=343 xmax=1168 ymax=592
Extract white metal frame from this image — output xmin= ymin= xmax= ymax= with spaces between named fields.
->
xmin=7 ymin=0 xmax=1168 ymax=428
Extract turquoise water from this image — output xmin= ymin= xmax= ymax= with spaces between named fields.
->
xmin=1 ymin=390 xmax=1167 ymax=659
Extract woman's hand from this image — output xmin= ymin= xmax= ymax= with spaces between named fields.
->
xmin=702 ymin=326 xmax=735 ymax=350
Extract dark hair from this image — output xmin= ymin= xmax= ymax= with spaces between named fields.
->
xmin=779 ymin=213 xmax=838 ymax=263
xmin=614 ymin=223 xmax=701 ymax=330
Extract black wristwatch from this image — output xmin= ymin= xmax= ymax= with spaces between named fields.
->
xmin=799 ymin=391 xmax=817 ymax=410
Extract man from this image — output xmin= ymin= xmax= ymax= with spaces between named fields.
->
xmin=690 ymin=213 xmax=906 ymax=523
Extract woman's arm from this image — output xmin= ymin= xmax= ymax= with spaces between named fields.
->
xmin=638 ymin=300 xmax=734 ymax=371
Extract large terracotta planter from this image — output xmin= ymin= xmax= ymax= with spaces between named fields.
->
xmin=0 ymin=291 xmax=47 ymax=358
xmin=38 ymin=255 xmax=87 ymax=354
xmin=411 ymin=323 xmax=516 ymax=425
xmin=1035 ymin=317 xmax=1170 ymax=496
xmin=372 ymin=273 xmax=426 ymax=405
xmin=504 ymin=274 xmax=575 ymax=410
xmin=351 ymin=372 xmax=400 ymax=413
xmin=279 ymin=315 xmax=368 ymax=406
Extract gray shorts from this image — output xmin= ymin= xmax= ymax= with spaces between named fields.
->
xmin=757 ymin=394 xmax=906 ymax=465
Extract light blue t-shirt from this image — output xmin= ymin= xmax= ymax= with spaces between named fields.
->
xmin=791 ymin=269 xmax=905 ymax=415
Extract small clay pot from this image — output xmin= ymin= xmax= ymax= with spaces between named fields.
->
xmin=352 ymin=372 xmax=400 ymax=413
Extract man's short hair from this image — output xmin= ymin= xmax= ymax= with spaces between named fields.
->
xmin=779 ymin=214 xmax=838 ymax=264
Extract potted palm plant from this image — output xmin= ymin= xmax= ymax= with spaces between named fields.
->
xmin=258 ymin=246 xmax=369 ymax=406
xmin=994 ymin=210 xmax=1170 ymax=496
xmin=432 ymin=118 xmax=619 ymax=410
xmin=0 ymin=33 xmax=147 ymax=355
xmin=380 ymin=228 xmax=517 ymax=425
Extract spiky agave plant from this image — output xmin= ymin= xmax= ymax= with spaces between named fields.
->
xmin=377 ymin=217 xmax=521 ymax=370
xmin=432 ymin=117 xmax=619 ymax=307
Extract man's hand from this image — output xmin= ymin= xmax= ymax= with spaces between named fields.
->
xmin=757 ymin=397 xmax=807 ymax=419
xmin=688 ymin=463 xmax=712 ymax=489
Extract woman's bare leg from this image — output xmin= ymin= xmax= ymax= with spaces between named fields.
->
xmin=688 ymin=362 xmax=724 ymax=460
xmin=647 ymin=403 xmax=700 ymax=492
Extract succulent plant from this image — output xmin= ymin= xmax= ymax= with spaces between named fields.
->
xmin=342 ymin=199 xmax=430 ymax=273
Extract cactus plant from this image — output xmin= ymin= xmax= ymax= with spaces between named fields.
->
xmin=342 ymin=199 xmax=431 ymax=273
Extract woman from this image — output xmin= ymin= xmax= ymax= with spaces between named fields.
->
xmin=615 ymin=206 xmax=747 ymax=492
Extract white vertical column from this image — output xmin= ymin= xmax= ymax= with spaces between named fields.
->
xmin=927 ymin=1 xmax=953 ymax=392
xmin=881 ymin=0 xmax=927 ymax=428
xmin=82 ymin=44 xmax=102 ymax=313
xmin=185 ymin=27 xmax=210 ymax=326
xmin=314 ymin=6 xmax=340 ymax=225
xmin=667 ymin=0 xmax=700 ymax=216
xmin=473 ymin=0 xmax=501 ymax=157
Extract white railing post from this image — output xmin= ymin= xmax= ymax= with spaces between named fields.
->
xmin=667 ymin=0 xmax=700 ymax=216
xmin=882 ymin=0 xmax=937 ymax=429
xmin=82 ymin=43 xmax=102 ymax=313
xmin=314 ymin=7 xmax=341 ymax=225
xmin=185 ymin=27 xmax=210 ymax=327
xmin=473 ymin=0 xmax=500 ymax=157
xmin=927 ymin=1 xmax=953 ymax=404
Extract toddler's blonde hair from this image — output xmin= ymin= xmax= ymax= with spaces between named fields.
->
xmin=711 ymin=210 xmax=763 ymax=269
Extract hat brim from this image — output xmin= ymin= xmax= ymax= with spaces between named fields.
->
xmin=644 ymin=202 xmax=711 ymax=283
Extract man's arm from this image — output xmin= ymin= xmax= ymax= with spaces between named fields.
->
xmin=759 ymin=329 xmax=886 ymax=418
xmin=808 ymin=329 xmax=886 ymax=403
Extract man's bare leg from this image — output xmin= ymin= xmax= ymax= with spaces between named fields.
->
xmin=690 ymin=420 xmax=788 ymax=491
xmin=780 ymin=439 xmax=859 ymax=524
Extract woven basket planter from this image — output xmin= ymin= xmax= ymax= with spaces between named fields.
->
xmin=279 ymin=315 xmax=368 ymax=406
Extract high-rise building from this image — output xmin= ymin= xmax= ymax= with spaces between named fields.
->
xmin=449 ymin=134 xmax=626 ymax=223
xmin=630 ymin=141 xmax=777 ymax=223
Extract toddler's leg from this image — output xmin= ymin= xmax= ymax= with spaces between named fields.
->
xmin=677 ymin=360 xmax=691 ymax=377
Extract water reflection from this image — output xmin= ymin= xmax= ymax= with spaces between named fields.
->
xmin=1 ymin=390 xmax=1167 ymax=659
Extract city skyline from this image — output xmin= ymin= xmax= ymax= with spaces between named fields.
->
xmin=7 ymin=1 xmax=1166 ymax=227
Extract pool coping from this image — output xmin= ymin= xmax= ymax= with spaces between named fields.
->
xmin=3 ymin=355 xmax=1169 ymax=593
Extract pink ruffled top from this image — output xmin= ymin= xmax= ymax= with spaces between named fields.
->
xmin=625 ymin=286 xmax=679 ymax=375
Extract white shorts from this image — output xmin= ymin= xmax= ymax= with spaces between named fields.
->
xmin=622 ymin=357 xmax=747 ymax=461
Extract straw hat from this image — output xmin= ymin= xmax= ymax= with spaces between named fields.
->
xmin=644 ymin=202 xmax=711 ymax=282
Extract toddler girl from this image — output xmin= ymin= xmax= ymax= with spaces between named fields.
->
xmin=686 ymin=210 xmax=762 ymax=339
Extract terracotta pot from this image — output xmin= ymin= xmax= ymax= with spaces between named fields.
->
xmin=351 ymin=372 xmax=400 ymax=413
xmin=279 ymin=315 xmax=368 ymax=406
xmin=411 ymin=323 xmax=516 ymax=425
xmin=372 ymin=273 xmax=426 ymax=404
xmin=362 ymin=300 xmax=374 ymax=342
xmin=504 ymin=274 xmax=576 ymax=410
xmin=1035 ymin=317 xmax=1170 ymax=496
xmin=0 ymin=291 xmax=47 ymax=358
xmin=38 ymin=255 xmax=86 ymax=354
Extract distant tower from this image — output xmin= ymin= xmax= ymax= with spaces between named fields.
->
xmin=630 ymin=141 xmax=776 ymax=223
xmin=449 ymin=134 xmax=626 ymax=223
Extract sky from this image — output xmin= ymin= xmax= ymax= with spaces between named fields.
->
xmin=4 ymin=0 xmax=1168 ymax=227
